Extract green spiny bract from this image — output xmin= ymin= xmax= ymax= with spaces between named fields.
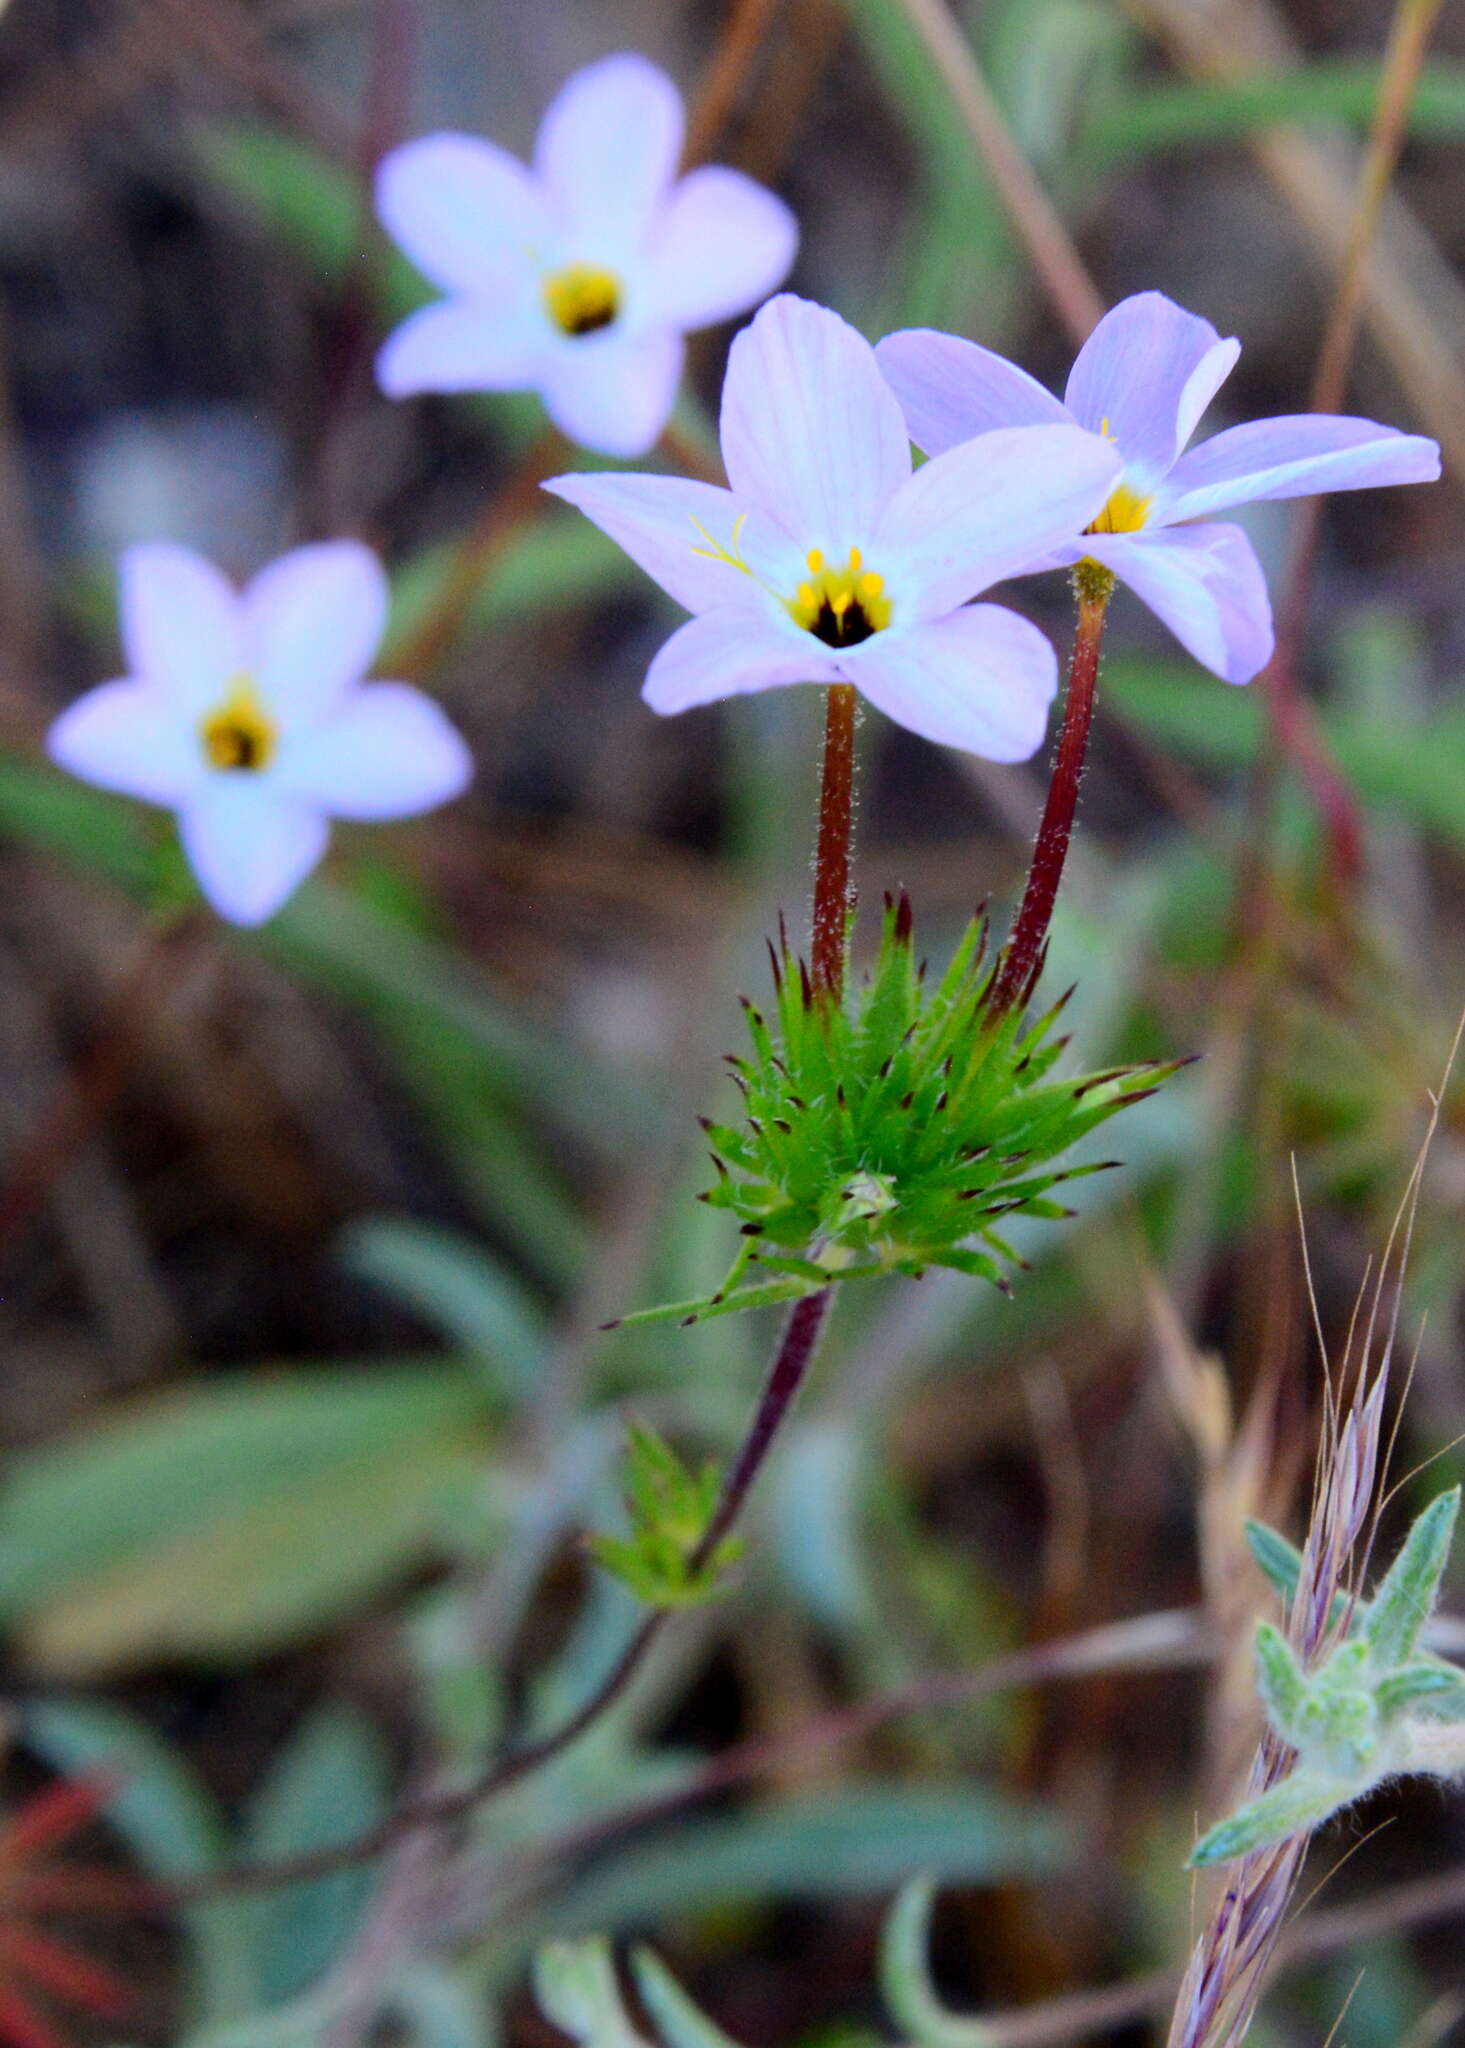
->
xmin=588 ymin=1424 xmax=743 ymax=1608
xmin=1191 ymin=1488 xmax=1465 ymax=1868
xmin=617 ymin=897 xmax=1181 ymax=1329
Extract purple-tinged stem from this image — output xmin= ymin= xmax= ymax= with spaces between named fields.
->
xmin=810 ymin=683 xmax=857 ymax=1005
xmin=990 ymin=573 xmax=1111 ymax=1019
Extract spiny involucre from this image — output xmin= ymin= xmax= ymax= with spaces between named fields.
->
xmin=613 ymin=895 xmax=1181 ymax=1330
xmin=1191 ymin=1486 xmax=1465 ymax=1867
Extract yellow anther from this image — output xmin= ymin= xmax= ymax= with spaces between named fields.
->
xmin=542 ymin=262 xmax=620 ymax=337
xmin=785 ymin=540 xmax=894 ymax=646
xmin=1086 ymin=480 xmax=1152 ymax=536
xmin=200 ymin=676 xmax=277 ymax=773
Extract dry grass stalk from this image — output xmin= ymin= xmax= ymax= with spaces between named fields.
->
xmin=1166 ymin=1020 xmax=1461 ymax=2048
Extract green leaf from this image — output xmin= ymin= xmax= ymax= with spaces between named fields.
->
xmin=588 ymin=1425 xmax=743 ymax=1609
xmin=21 ymin=1698 xmax=259 ymax=2025
xmin=1082 ymin=60 xmax=1465 ymax=166
xmin=1364 ymin=1489 xmax=1461 ymax=1671
xmin=1188 ymin=1770 xmax=1352 ymax=1867
xmin=880 ymin=1877 xmax=993 ymax=2048
xmin=550 ymin=1785 xmax=1067 ymax=1930
xmin=0 ymin=1366 xmax=493 ymax=1669
xmin=1254 ymin=1622 xmax=1307 ymax=1743
xmin=1374 ymin=1663 xmax=1465 ymax=1720
xmin=385 ymin=1962 xmax=497 ymax=2048
xmin=340 ymin=1216 xmax=549 ymax=1397
xmin=629 ymin=1950 xmax=742 ymax=2048
xmin=242 ymin=1706 xmax=389 ymax=2007
xmin=535 ymin=1939 xmax=647 ymax=2048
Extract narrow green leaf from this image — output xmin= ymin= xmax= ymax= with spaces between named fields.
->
xmin=1254 ymin=1622 xmax=1307 ymax=1742
xmin=629 ymin=1950 xmax=743 ymax=2048
xmin=880 ymin=1877 xmax=994 ymax=2048
xmin=1364 ymin=1489 xmax=1461 ymax=1671
xmin=535 ymin=1939 xmax=647 ymax=2048
xmin=1189 ymin=1770 xmax=1351 ymax=1867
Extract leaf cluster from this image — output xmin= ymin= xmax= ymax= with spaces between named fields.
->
xmin=1192 ymin=1488 xmax=1465 ymax=1867
xmin=588 ymin=1426 xmax=743 ymax=1608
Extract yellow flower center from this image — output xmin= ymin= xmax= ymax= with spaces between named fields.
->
xmin=542 ymin=263 xmax=620 ymax=337
xmin=200 ymin=677 xmax=277 ymax=773
xmin=788 ymin=547 xmax=892 ymax=648
xmin=1086 ymin=479 xmax=1152 ymax=536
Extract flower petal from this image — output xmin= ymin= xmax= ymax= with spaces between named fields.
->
xmin=720 ymin=294 xmax=910 ymax=550
xmin=543 ymin=470 xmax=792 ymax=614
xmin=641 ymin=168 xmax=797 ymax=332
xmin=1155 ymin=414 xmax=1442 ymax=524
xmin=244 ymin=542 xmax=389 ymax=725
xmin=47 ymin=679 xmax=205 ymax=805
xmin=875 ymin=328 xmax=1071 ymax=455
xmin=376 ymin=299 xmax=542 ymax=397
xmin=1063 ymin=291 xmax=1239 ymax=489
xmin=119 ymin=543 xmax=244 ymax=712
xmin=179 ymin=780 xmax=329 ymax=926
xmin=851 ymin=604 xmax=1057 ymax=760
xmin=877 ymin=423 xmax=1122 ymax=619
xmin=534 ymin=54 xmax=683 ymax=252
xmin=539 ymin=328 xmax=684 ymax=457
xmin=375 ymin=133 xmax=548 ymax=297
xmin=643 ymin=606 xmax=828 ymax=714
xmin=275 ymin=684 xmax=473 ymax=820
xmin=1081 ymin=523 xmax=1273 ymax=683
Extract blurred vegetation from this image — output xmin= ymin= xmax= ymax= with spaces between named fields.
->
xmin=0 ymin=0 xmax=1462 ymax=2045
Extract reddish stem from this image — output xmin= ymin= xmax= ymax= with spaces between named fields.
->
xmin=990 ymin=580 xmax=1110 ymax=1018
xmin=810 ymin=682 xmax=857 ymax=1003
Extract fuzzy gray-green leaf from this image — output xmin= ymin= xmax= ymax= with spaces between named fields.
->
xmin=1364 ymin=1489 xmax=1461 ymax=1671
xmin=1189 ymin=1770 xmax=1353 ymax=1868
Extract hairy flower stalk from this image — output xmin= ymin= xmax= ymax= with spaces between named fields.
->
xmin=810 ymin=683 xmax=858 ymax=1003
xmin=990 ymin=564 xmax=1112 ymax=1018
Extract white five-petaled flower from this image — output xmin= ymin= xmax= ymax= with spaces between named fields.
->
xmin=544 ymin=294 xmax=1124 ymax=761
xmin=877 ymin=290 xmax=1442 ymax=685
xmin=374 ymin=53 xmax=798 ymax=459
xmin=47 ymin=541 xmax=472 ymax=927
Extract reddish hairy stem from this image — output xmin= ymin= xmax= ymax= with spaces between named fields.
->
xmin=990 ymin=582 xmax=1109 ymax=1017
xmin=810 ymin=682 xmax=857 ymax=1003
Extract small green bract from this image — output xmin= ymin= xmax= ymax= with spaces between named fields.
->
xmin=617 ymin=897 xmax=1179 ymax=1328
xmin=589 ymin=1424 xmax=743 ymax=1608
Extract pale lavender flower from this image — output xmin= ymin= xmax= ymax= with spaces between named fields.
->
xmin=48 ymin=541 xmax=472 ymax=926
xmin=375 ymin=53 xmax=798 ymax=459
xmin=877 ymin=291 xmax=1441 ymax=684
xmin=544 ymin=295 xmax=1122 ymax=760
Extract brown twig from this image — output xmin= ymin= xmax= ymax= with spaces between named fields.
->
xmin=386 ymin=431 xmax=568 ymax=680
xmin=683 ymin=0 xmax=786 ymax=167
xmin=0 ymin=910 xmax=211 ymax=1270
xmin=1259 ymin=0 xmax=1447 ymax=887
xmin=886 ymin=0 xmax=1104 ymax=347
